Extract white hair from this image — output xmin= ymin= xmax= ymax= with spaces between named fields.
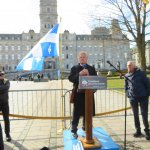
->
xmin=127 ymin=61 xmax=136 ymax=67
xmin=78 ymin=51 xmax=88 ymax=57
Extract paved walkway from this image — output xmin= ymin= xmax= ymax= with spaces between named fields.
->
xmin=0 ymin=81 xmax=150 ymax=150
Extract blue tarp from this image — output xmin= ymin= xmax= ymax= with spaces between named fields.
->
xmin=64 ymin=127 xmax=119 ymax=150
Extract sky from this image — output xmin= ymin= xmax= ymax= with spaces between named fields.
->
xmin=0 ymin=0 xmax=107 ymax=34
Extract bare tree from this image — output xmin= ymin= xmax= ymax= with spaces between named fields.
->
xmin=97 ymin=0 xmax=150 ymax=70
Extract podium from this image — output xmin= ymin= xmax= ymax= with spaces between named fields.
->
xmin=79 ymin=89 xmax=101 ymax=148
xmin=64 ymin=76 xmax=119 ymax=150
xmin=78 ymin=76 xmax=106 ymax=149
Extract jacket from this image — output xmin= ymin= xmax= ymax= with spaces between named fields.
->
xmin=125 ymin=69 xmax=149 ymax=98
xmin=68 ymin=63 xmax=97 ymax=116
xmin=0 ymin=78 xmax=10 ymax=103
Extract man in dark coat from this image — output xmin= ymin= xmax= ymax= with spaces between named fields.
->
xmin=0 ymin=71 xmax=11 ymax=142
xmin=68 ymin=51 xmax=97 ymax=138
xmin=125 ymin=61 xmax=150 ymax=140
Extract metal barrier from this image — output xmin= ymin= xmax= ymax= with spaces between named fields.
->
xmin=63 ymin=88 xmax=133 ymax=119
xmin=6 ymin=89 xmax=68 ymax=120
xmin=0 ymin=88 xmax=134 ymax=122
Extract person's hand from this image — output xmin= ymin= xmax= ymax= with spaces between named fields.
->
xmin=79 ymin=69 xmax=89 ymax=76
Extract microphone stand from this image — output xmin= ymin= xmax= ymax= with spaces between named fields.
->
xmin=107 ymin=61 xmax=127 ymax=150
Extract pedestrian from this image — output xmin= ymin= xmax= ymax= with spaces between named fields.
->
xmin=0 ymin=71 xmax=11 ymax=142
xmin=125 ymin=61 xmax=150 ymax=140
xmin=37 ymin=73 xmax=41 ymax=82
xmin=68 ymin=51 xmax=97 ymax=138
xmin=41 ymin=73 xmax=44 ymax=79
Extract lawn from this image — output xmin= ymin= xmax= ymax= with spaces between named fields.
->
xmin=104 ymin=72 xmax=150 ymax=89
xmin=107 ymin=77 xmax=124 ymax=89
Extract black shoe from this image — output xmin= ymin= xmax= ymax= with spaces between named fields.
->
xmin=72 ymin=132 xmax=78 ymax=139
xmin=40 ymin=147 xmax=49 ymax=150
xmin=82 ymin=127 xmax=85 ymax=131
xmin=133 ymin=132 xmax=142 ymax=137
xmin=6 ymin=134 xmax=11 ymax=142
xmin=145 ymin=132 xmax=150 ymax=140
xmin=145 ymin=134 xmax=150 ymax=140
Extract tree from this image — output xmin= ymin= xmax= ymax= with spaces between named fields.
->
xmin=100 ymin=0 xmax=150 ymax=70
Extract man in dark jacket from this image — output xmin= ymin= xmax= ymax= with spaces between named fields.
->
xmin=0 ymin=71 xmax=11 ymax=142
xmin=68 ymin=51 xmax=97 ymax=138
xmin=125 ymin=61 xmax=150 ymax=140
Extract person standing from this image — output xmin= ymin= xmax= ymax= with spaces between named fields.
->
xmin=125 ymin=61 xmax=150 ymax=140
xmin=0 ymin=71 xmax=11 ymax=142
xmin=68 ymin=51 xmax=97 ymax=138
xmin=37 ymin=73 xmax=41 ymax=82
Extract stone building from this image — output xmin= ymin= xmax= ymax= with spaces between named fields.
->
xmin=0 ymin=0 xmax=130 ymax=77
xmin=62 ymin=19 xmax=130 ymax=71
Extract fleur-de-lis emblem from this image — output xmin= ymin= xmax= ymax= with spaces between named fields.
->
xmin=48 ymin=45 xmax=51 ymax=54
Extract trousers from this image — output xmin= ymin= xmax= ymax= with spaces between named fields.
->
xmin=130 ymin=98 xmax=149 ymax=132
xmin=0 ymin=102 xmax=10 ymax=136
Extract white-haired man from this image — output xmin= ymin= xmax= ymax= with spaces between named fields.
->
xmin=125 ymin=61 xmax=150 ymax=140
xmin=68 ymin=51 xmax=97 ymax=138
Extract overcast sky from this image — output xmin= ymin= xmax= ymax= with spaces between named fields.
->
xmin=0 ymin=0 xmax=104 ymax=34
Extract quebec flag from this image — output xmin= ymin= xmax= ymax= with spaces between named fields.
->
xmin=16 ymin=24 xmax=60 ymax=71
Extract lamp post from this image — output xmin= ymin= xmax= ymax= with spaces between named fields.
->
xmin=97 ymin=59 xmax=103 ymax=75
xmin=116 ymin=61 xmax=120 ymax=70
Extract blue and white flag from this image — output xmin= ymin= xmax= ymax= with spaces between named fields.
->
xmin=16 ymin=24 xmax=60 ymax=71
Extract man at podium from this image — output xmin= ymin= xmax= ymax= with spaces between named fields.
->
xmin=68 ymin=51 xmax=97 ymax=138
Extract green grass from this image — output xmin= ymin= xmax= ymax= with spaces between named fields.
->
xmin=107 ymin=77 xmax=124 ymax=89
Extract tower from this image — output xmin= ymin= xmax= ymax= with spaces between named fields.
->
xmin=40 ymin=0 xmax=58 ymax=36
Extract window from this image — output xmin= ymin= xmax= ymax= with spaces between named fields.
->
xmin=9 ymin=66 xmax=11 ymax=70
xmin=66 ymin=64 xmax=69 ymax=69
xmin=48 ymin=24 xmax=51 ymax=29
xmin=0 ymin=55 xmax=2 ymax=59
xmin=66 ymin=54 xmax=68 ymax=59
xmin=18 ymin=54 xmax=21 ymax=59
xmin=0 ymin=46 xmax=2 ymax=50
xmin=18 ymin=46 xmax=21 ymax=50
xmin=26 ymin=45 xmax=31 ymax=50
xmin=5 ymin=46 xmax=8 ymax=50
xmin=66 ymin=46 xmax=68 ymax=50
xmin=12 ymin=54 xmax=14 ymax=60
xmin=5 ymin=55 xmax=8 ymax=59
xmin=47 ymin=7 xmax=50 ymax=12
xmin=11 ymin=46 xmax=14 ymax=50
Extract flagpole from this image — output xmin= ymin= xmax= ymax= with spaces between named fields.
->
xmin=58 ymin=18 xmax=65 ymax=131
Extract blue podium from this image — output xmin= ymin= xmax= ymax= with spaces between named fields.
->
xmin=64 ymin=127 xmax=119 ymax=150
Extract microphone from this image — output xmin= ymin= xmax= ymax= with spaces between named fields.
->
xmin=106 ymin=61 xmax=113 ymax=66
xmin=106 ymin=61 xmax=110 ymax=64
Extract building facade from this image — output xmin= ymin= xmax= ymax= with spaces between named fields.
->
xmin=0 ymin=0 xmax=130 ymax=75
